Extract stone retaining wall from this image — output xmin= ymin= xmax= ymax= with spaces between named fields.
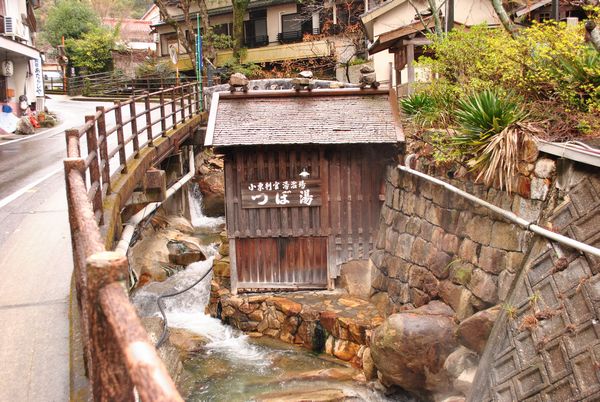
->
xmin=371 ymin=147 xmax=557 ymax=318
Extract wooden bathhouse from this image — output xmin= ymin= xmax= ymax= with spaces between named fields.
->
xmin=205 ymin=87 xmax=404 ymax=293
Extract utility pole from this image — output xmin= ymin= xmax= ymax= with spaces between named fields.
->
xmin=446 ymin=0 xmax=454 ymax=32
xmin=551 ymin=0 xmax=559 ymax=21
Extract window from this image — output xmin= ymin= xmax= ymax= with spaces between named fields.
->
xmin=281 ymin=13 xmax=301 ymax=34
xmin=212 ymin=23 xmax=232 ymax=36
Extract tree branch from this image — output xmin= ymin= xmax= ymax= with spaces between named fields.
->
xmin=490 ymin=0 xmax=518 ymax=39
xmin=408 ymin=0 xmax=434 ymax=36
xmin=586 ymin=20 xmax=600 ymax=52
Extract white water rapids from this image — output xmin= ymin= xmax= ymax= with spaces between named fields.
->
xmin=132 ymin=183 xmax=270 ymax=365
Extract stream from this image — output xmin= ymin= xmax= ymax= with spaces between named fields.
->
xmin=132 ymin=183 xmax=404 ymax=401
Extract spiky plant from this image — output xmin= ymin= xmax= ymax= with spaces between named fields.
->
xmin=399 ymin=92 xmax=440 ymax=127
xmin=452 ymin=90 xmax=528 ymax=192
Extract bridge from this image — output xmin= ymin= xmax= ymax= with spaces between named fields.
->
xmin=64 ymin=82 xmax=206 ymax=401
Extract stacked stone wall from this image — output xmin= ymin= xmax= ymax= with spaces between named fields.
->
xmin=371 ymin=154 xmax=556 ymax=319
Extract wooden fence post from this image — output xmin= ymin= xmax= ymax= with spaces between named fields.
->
xmin=180 ymin=85 xmax=185 ymax=123
xmin=129 ymin=100 xmax=139 ymax=158
xmin=66 ymin=128 xmax=81 ymax=158
xmin=114 ymin=101 xmax=128 ymax=174
xmin=86 ymin=251 xmax=134 ymax=402
xmin=144 ymin=91 xmax=153 ymax=147
xmin=159 ymin=88 xmax=167 ymax=137
xmin=85 ymin=115 xmax=103 ymax=223
xmin=187 ymin=85 xmax=193 ymax=117
xmin=96 ymin=106 xmax=111 ymax=194
xmin=171 ymin=88 xmax=177 ymax=130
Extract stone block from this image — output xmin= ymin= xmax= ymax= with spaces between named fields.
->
xmin=490 ymin=221 xmax=521 ymax=251
xmin=425 ymin=204 xmax=443 ymax=226
xmin=467 ymin=269 xmax=498 ymax=305
xmin=429 ymin=249 xmax=452 ymax=279
xmin=370 ymin=267 xmax=388 ymax=291
xmin=370 ymin=249 xmax=385 ymax=268
xmin=506 ymin=252 xmax=524 ymax=273
xmin=515 ymin=176 xmax=531 ymax=199
xmin=456 ymin=305 xmax=500 ymax=354
xmin=420 ymin=221 xmax=435 ymax=242
xmin=438 ymin=280 xmax=474 ymax=320
xmin=512 ymin=195 xmax=543 ymax=222
xmin=449 ymin=262 xmax=474 ymax=286
xmin=385 ymin=227 xmax=399 ymax=253
xmin=386 ymin=256 xmax=411 ymax=281
xmin=534 ymin=158 xmax=556 ymax=179
xmin=478 ymin=246 xmax=507 ymax=275
xmin=442 ymin=234 xmax=461 ymax=254
xmin=498 ymin=270 xmax=516 ymax=301
xmin=402 ymin=192 xmax=417 ymax=215
xmin=389 ymin=166 xmax=400 ymax=186
xmin=432 ymin=227 xmax=446 ymax=246
xmin=531 ymin=177 xmax=550 ymax=201
xmin=522 ymin=138 xmax=539 ymax=163
xmin=411 ymin=287 xmax=431 ymax=307
xmin=409 ymin=265 xmax=439 ymax=296
xmin=393 ymin=213 xmax=409 ymax=232
xmin=388 ymin=279 xmax=411 ymax=304
xmin=406 ymin=216 xmax=422 ymax=236
xmin=458 ymin=239 xmax=479 ymax=265
xmin=465 ymin=216 xmax=492 ymax=245
xmin=410 ymin=237 xmax=430 ymax=266
xmin=395 ymin=233 xmax=414 ymax=259
xmin=392 ymin=188 xmax=402 ymax=210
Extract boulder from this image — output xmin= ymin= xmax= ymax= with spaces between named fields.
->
xmin=443 ymin=346 xmax=479 ymax=380
xmin=299 ymin=70 xmax=314 ymax=78
xmin=165 ymin=215 xmax=195 ymax=234
xmin=336 ymin=260 xmax=371 ymax=299
xmin=196 ymin=172 xmax=225 ymax=217
xmin=16 ymin=116 xmax=34 ymax=134
xmin=359 ymin=64 xmax=375 ymax=74
xmin=229 ymin=73 xmax=249 ymax=87
xmin=362 ymin=347 xmax=378 ymax=380
xmin=370 ymin=301 xmax=458 ymax=393
xmin=167 ymin=239 xmax=206 ymax=266
xmin=456 ymin=305 xmax=500 ymax=354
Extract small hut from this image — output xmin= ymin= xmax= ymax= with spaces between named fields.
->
xmin=205 ymin=87 xmax=404 ymax=293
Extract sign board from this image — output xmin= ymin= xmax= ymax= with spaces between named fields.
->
xmin=30 ymin=57 xmax=44 ymax=97
xmin=169 ymin=45 xmax=178 ymax=65
xmin=241 ymin=179 xmax=321 ymax=209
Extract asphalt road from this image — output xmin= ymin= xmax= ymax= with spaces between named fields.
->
xmin=0 ymin=96 xmax=114 ymax=402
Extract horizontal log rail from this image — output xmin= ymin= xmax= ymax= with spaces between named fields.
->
xmin=64 ymin=83 xmax=201 ymax=401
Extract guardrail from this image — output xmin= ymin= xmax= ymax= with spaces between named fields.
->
xmin=64 ymin=82 xmax=202 ymax=401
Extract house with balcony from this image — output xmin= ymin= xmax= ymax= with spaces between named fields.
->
xmin=360 ymin=0 xmax=500 ymax=94
xmin=0 ymin=0 xmax=44 ymax=115
xmin=151 ymin=0 xmax=364 ymax=76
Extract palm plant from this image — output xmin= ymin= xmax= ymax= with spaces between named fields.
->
xmin=452 ymin=89 xmax=528 ymax=192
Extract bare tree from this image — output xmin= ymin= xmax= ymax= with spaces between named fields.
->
xmin=155 ymin=0 xmax=211 ymax=72
xmin=232 ymin=0 xmax=250 ymax=61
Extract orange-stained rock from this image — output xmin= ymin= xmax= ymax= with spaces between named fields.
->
xmin=270 ymin=297 xmax=302 ymax=316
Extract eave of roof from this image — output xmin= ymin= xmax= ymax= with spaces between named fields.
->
xmin=205 ymin=88 xmax=405 ymax=148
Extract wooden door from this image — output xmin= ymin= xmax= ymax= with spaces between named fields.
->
xmin=235 ymin=237 xmax=328 ymax=290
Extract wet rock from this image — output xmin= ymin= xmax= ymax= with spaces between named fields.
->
xmin=168 ymin=328 xmax=208 ymax=354
xmin=333 ymin=339 xmax=360 ymax=361
xmin=370 ymin=301 xmax=458 ymax=393
xmin=254 ymin=388 xmax=350 ymax=401
xmin=336 ymin=260 xmax=371 ymax=299
xmin=196 ymin=171 xmax=225 ymax=217
xmin=213 ymin=256 xmax=230 ymax=278
xmin=280 ymin=367 xmax=357 ymax=382
xmin=362 ymin=347 xmax=377 ymax=380
xmin=443 ymin=346 xmax=479 ymax=380
xmin=456 ymin=305 xmax=500 ymax=354
xmin=165 ymin=215 xmax=194 ymax=234
xmin=167 ymin=239 xmax=206 ymax=266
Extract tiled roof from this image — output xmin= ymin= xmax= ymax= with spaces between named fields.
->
xmin=205 ymin=89 xmax=404 ymax=147
xmin=103 ymin=18 xmax=153 ymax=42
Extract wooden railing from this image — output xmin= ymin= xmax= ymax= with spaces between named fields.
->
xmin=68 ymin=71 xmax=193 ymax=97
xmin=64 ymin=82 xmax=202 ymax=401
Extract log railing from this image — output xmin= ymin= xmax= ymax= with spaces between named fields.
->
xmin=64 ymin=83 xmax=201 ymax=401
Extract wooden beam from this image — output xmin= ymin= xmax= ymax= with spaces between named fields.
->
xmin=407 ymin=43 xmax=415 ymax=93
xmin=402 ymin=37 xmax=432 ymax=46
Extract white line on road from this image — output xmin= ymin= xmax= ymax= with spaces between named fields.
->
xmin=0 ymin=125 xmax=67 ymax=147
xmin=0 ymin=167 xmax=62 ymax=210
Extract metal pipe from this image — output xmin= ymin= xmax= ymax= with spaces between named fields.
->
xmin=115 ymin=147 xmax=196 ymax=255
xmin=397 ymin=162 xmax=600 ymax=258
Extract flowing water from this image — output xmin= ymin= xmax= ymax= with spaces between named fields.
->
xmin=132 ymin=183 xmax=405 ymax=402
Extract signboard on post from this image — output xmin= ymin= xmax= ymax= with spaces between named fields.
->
xmin=30 ymin=57 xmax=44 ymax=97
xmin=241 ymin=179 xmax=322 ymax=208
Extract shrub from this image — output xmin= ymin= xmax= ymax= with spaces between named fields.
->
xmin=453 ymin=90 xmax=528 ymax=192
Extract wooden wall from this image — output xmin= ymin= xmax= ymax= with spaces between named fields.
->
xmin=223 ymin=144 xmax=395 ymax=291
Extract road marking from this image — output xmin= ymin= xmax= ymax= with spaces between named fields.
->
xmin=0 ymin=167 xmax=62 ymax=210
xmin=0 ymin=125 xmax=67 ymax=147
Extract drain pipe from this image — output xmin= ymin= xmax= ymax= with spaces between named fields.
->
xmin=115 ymin=147 xmax=196 ymax=255
xmin=397 ymin=158 xmax=600 ymax=258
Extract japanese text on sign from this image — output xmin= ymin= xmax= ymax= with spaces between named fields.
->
xmin=241 ymin=179 xmax=321 ymax=208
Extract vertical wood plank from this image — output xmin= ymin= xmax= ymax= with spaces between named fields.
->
xmin=340 ymin=149 xmax=349 ymax=263
xmin=144 ymin=92 xmax=153 ymax=146
xmin=257 ymin=151 xmax=267 ymax=236
xmin=96 ymin=107 xmax=110 ymax=194
xmin=159 ymin=89 xmax=167 ymax=136
xmin=278 ymin=149 xmax=290 ymax=236
xmin=230 ymin=239 xmax=238 ymax=294
xmin=129 ymin=100 xmax=139 ymax=157
xmin=114 ymin=102 xmax=127 ymax=174
xmin=351 ymin=148 xmax=360 ymax=259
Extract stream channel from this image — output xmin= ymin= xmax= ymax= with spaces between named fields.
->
xmin=132 ymin=185 xmax=400 ymax=401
